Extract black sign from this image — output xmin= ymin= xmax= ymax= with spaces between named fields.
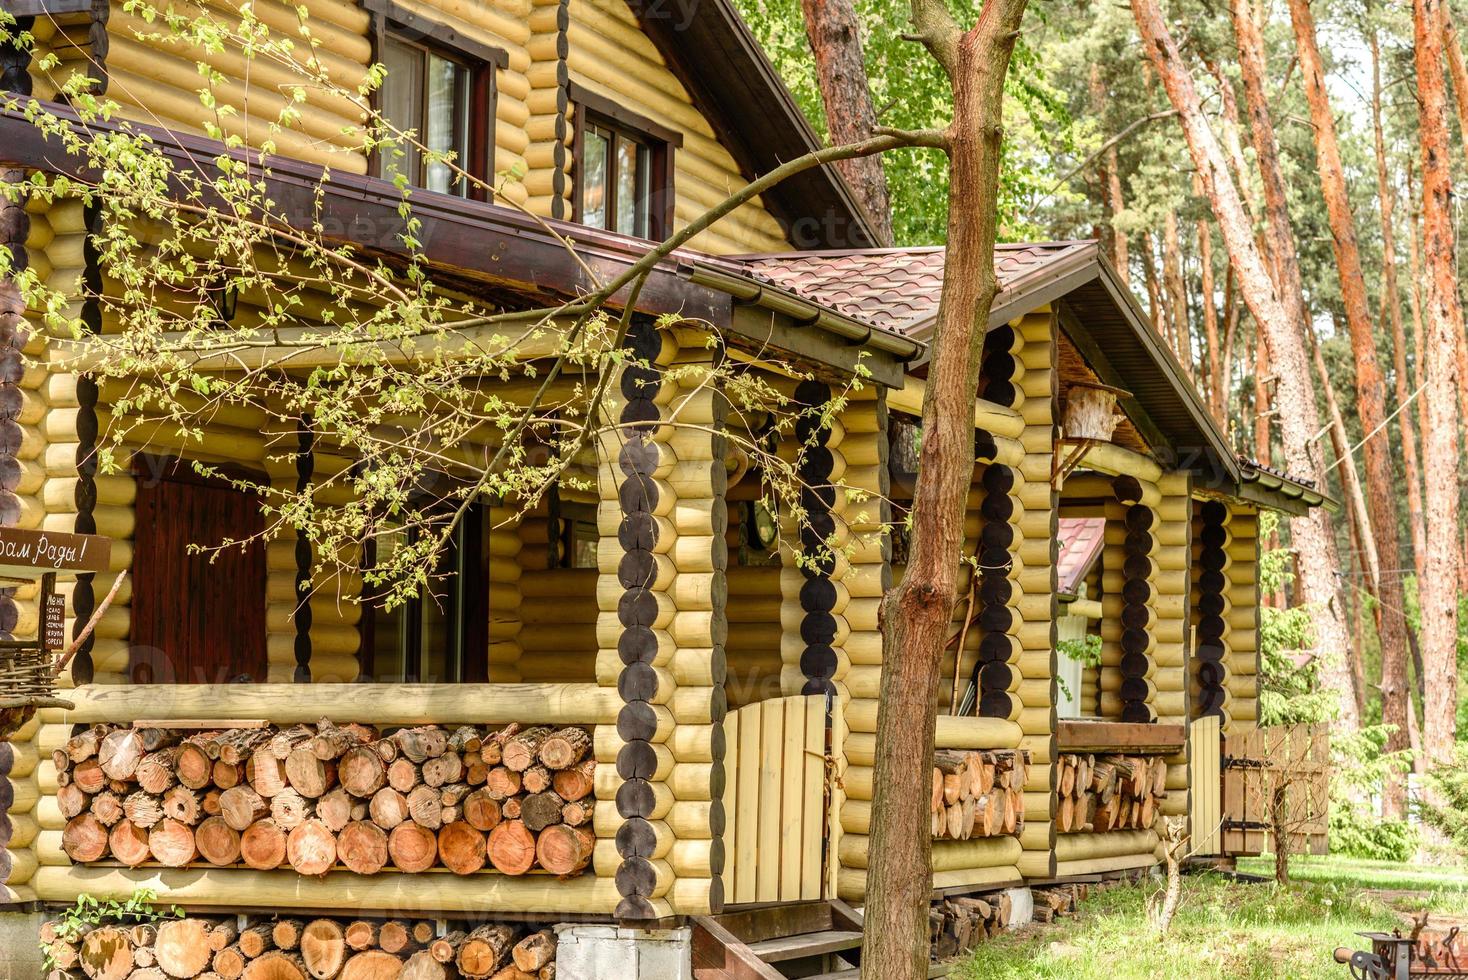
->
xmin=42 ymin=591 xmax=66 ymax=651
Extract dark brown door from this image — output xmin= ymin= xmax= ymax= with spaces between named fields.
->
xmin=129 ymin=468 xmax=268 ymax=684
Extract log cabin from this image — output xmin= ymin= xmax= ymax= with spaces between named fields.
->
xmin=0 ymin=0 xmax=1330 ymax=976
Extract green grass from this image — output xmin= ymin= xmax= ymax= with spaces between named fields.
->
xmin=1238 ymin=855 xmax=1468 ymax=915
xmin=950 ymin=859 xmax=1468 ymax=980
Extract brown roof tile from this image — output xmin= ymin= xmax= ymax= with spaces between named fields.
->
xmin=726 ymin=241 xmax=1095 ymax=334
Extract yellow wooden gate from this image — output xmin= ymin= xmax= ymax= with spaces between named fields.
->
xmin=722 ymin=694 xmax=829 ymax=906
xmin=1188 ymin=715 xmax=1222 ymax=855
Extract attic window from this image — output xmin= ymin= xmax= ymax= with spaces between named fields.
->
xmin=366 ymin=0 xmax=507 ymax=198
xmin=570 ymin=82 xmax=681 ymax=240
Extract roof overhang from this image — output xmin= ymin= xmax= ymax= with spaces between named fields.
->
xmin=0 ymin=101 xmax=912 ymax=382
xmin=908 ymin=242 xmax=1241 ymax=488
xmin=625 ymin=0 xmax=880 ymax=250
xmin=1231 ymin=460 xmax=1334 ymax=515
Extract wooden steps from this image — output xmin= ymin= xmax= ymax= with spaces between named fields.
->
xmin=746 ymin=929 xmax=862 ymax=964
xmin=692 ymin=900 xmax=866 ymax=979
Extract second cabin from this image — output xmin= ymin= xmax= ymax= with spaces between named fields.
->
xmin=0 ymin=0 xmax=1330 ymax=974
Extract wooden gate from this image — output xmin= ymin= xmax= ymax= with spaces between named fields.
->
xmin=1188 ymin=715 xmax=1222 ymax=855
xmin=721 ymin=694 xmax=829 ymax=906
xmin=1221 ymin=723 xmax=1329 ymax=857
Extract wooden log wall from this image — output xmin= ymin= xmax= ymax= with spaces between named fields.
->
xmin=778 ymin=379 xmax=847 ymax=701
xmin=1152 ymin=475 xmax=1191 ymax=822
xmin=489 ymin=502 xmax=525 ymax=682
xmin=23 ymin=0 xmax=791 ymax=249
xmin=44 ymin=910 xmax=561 ymax=980
xmin=21 ymin=2 xmax=102 ymax=101
xmin=564 ymin=0 xmax=789 ymax=253
xmin=1191 ymin=499 xmax=1232 ymax=728
xmin=106 ymin=0 xmax=371 ymax=170
xmin=2 ymin=714 xmax=41 ymax=903
xmin=592 ymin=320 xmax=727 ymax=920
xmin=829 ymin=385 xmax=885 ymax=897
xmin=723 ymin=564 xmax=782 ymax=708
xmin=1011 ymin=308 xmax=1059 ymax=881
xmin=1098 ymin=476 xmax=1158 ymax=725
xmin=1224 ymin=507 xmax=1260 ymax=731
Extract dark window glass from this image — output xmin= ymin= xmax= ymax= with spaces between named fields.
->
xmin=361 ymin=503 xmax=486 ymax=682
xmin=578 ymin=117 xmax=658 ymax=239
xmin=378 ymin=33 xmax=473 ymax=195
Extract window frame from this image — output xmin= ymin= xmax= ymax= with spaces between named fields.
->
xmin=364 ymin=0 xmax=506 ymax=201
xmin=357 ymin=497 xmax=490 ymax=683
xmin=569 ymin=82 xmax=682 ymax=240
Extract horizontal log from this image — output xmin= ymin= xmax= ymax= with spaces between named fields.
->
xmin=838 ymin=834 xmax=1021 ymax=871
xmin=1051 ymin=852 xmax=1158 ymax=877
xmin=836 ymin=863 xmax=1020 ymax=902
xmin=33 ymin=865 xmax=629 ymax=914
xmin=40 ymin=685 xmax=620 ymax=726
xmin=1054 ymin=829 xmax=1159 ymax=862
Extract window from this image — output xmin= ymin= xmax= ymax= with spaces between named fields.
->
xmin=130 ymin=459 xmax=268 ymax=684
xmin=570 ymin=82 xmax=681 ymax=240
xmin=379 ymin=35 xmax=472 ymax=194
xmin=581 ymin=120 xmax=654 ymax=237
xmin=359 ymin=502 xmax=489 ymax=682
xmin=366 ymin=0 xmax=505 ymax=197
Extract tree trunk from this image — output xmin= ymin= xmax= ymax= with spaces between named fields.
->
xmin=1253 ymin=332 xmax=1271 ymax=464
xmin=1411 ymin=0 xmax=1463 ymax=772
xmin=1289 ymin=0 xmax=1409 ymax=756
xmin=1194 ymin=201 xmax=1223 ymax=422
xmin=1368 ymin=10 xmax=1421 ymax=818
xmin=1438 ymin=3 xmax=1468 ymax=451
xmin=1141 ymin=0 xmax=1357 ymax=729
xmin=862 ymin=2 xmax=1029 ymax=977
xmin=1161 ymin=210 xmax=1193 ymax=373
xmin=800 ymin=0 xmax=894 ymax=245
xmin=1089 ymin=65 xmax=1128 ymax=275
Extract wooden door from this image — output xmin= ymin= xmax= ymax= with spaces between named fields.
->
xmin=129 ymin=469 xmax=268 ymax=684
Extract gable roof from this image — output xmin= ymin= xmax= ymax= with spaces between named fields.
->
xmin=625 ymin=0 xmax=881 ymax=250
xmin=711 ymin=241 xmax=1337 ymax=509
xmin=728 ymin=242 xmax=1093 ymax=334
xmin=712 ymin=240 xmax=1241 ymax=482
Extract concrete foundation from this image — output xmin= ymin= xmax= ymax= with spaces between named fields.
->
xmin=0 ymin=908 xmax=46 ymax=980
xmin=554 ymin=924 xmax=693 ymax=980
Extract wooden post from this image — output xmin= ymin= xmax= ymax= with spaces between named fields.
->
xmin=1192 ymin=498 xmax=1232 ymax=726
xmin=831 ymin=387 xmax=888 ymax=899
xmin=595 ymin=316 xmax=695 ymax=920
xmin=1223 ymin=509 xmax=1261 ymax=731
xmin=1012 ymin=309 xmax=1059 ymax=882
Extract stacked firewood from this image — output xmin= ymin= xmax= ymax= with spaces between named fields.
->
xmin=55 ymin=720 xmax=596 ymax=876
xmin=1054 ymin=752 xmax=1168 ymax=833
xmin=930 ymin=882 xmax=1112 ymax=959
xmin=43 ymin=914 xmax=558 ymax=980
xmin=1030 ymin=883 xmax=1086 ymax=923
xmin=930 ymin=748 xmax=1030 ymax=840
xmin=929 ymin=892 xmax=1012 ymax=958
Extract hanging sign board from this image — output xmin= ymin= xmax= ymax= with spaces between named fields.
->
xmin=0 ymin=527 xmax=111 ymax=579
xmin=42 ymin=591 xmax=66 ymax=650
